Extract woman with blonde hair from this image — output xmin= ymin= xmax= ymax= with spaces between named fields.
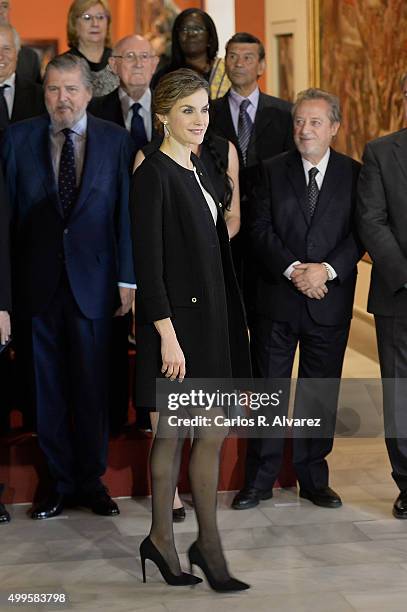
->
xmin=66 ymin=0 xmax=119 ymax=96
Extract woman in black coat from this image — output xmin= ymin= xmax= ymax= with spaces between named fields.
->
xmin=130 ymin=69 xmax=251 ymax=592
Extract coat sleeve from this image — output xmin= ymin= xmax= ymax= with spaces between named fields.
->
xmin=116 ymin=132 xmax=136 ymax=285
xmin=130 ymin=160 xmax=172 ymax=322
xmin=356 ymin=142 xmax=407 ymax=293
xmin=324 ymin=160 xmax=364 ymax=283
xmin=250 ymin=162 xmax=298 ymax=280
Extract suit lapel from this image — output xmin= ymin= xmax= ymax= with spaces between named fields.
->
xmin=247 ymin=94 xmax=276 ymax=165
xmin=311 ymin=148 xmax=342 ymax=224
xmin=393 ymin=129 xmax=407 ymax=183
xmin=286 ymin=150 xmax=310 ymax=225
xmin=28 ymin=116 xmax=63 ymax=217
xmin=73 ymin=113 xmax=106 ymax=217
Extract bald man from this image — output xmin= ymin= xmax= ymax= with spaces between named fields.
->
xmin=89 ymin=34 xmax=159 ymax=149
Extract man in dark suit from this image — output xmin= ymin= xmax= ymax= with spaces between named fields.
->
xmin=89 ymin=34 xmax=158 ymax=433
xmin=233 ymin=88 xmax=362 ymax=510
xmin=0 ymin=164 xmax=11 ymax=523
xmin=0 ymin=24 xmax=44 ymax=133
xmin=209 ymin=32 xmax=293 ymax=317
xmin=1 ymin=53 xmax=135 ymax=520
xmin=0 ymin=1 xmax=41 ymax=83
xmin=89 ymin=34 xmax=158 ymax=149
xmin=357 ymin=127 xmax=407 ymax=519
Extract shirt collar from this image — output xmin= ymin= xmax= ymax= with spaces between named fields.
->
xmin=119 ymin=86 xmax=151 ymax=115
xmin=302 ymin=147 xmax=331 ymax=179
xmin=51 ymin=112 xmax=88 ymax=137
xmin=229 ymin=86 xmax=259 ymax=111
xmin=1 ymin=72 xmax=16 ymax=89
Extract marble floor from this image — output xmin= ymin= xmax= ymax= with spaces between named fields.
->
xmin=2 ymin=348 xmax=407 ymax=612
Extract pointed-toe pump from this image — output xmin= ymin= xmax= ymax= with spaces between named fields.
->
xmin=140 ymin=536 xmax=202 ymax=586
xmin=188 ymin=541 xmax=250 ymax=593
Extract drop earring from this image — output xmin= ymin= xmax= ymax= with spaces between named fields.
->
xmin=163 ymin=121 xmax=170 ymax=138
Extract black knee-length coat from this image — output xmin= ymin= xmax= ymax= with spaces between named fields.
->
xmin=130 ymin=150 xmax=251 ymax=408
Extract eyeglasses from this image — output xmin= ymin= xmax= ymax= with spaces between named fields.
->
xmin=112 ymin=51 xmax=155 ymax=64
xmin=178 ymin=26 xmax=207 ymax=36
xmin=78 ymin=13 xmax=108 ymax=22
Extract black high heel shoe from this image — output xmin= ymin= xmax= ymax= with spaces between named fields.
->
xmin=188 ymin=541 xmax=250 ymax=593
xmin=140 ymin=536 xmax=202 ymax=586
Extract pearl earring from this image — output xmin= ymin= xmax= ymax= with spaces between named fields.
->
xmin=163 ymin=121 xmax=170 ymax=138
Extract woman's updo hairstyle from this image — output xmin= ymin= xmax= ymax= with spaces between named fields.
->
xmin=153 ymin=68 xmax=209 ymax=134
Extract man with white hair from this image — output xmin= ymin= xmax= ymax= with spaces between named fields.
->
xmin=0 ymin=23 xmax=44 ymax=133
xmin=89 ymin=34 xmax=159 ymax=149
xmin=0 ymin=0 xmax=41 ymax=83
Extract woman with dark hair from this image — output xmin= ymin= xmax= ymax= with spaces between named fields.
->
xmin=130 ymin=68 xmax=250 ymax=591
xmin=152 ymin=8 xmax=230 ymax=99
xmin=66 ymin=0 xmax=119 ymax=96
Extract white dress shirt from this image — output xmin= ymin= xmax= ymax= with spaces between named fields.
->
xmin=228 ymin=86 xmax=259 ymax=135
xmin=118 ymin=87 xmax=152 ymax=141
xmin=284 ymin=148 xmax=337 ymax=281
xmin=1 ymin=72 xmax=16 ymax=118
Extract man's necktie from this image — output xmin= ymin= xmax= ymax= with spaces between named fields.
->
xmin=0 ymin=85 xmax=10 ymax=130
xmin=307 ymin=167 xmax=319 ymax=217
xmin=237 ymin=98 xmax=253 ymax=165
xmin=130 ymin=102 xmax=148 ymax=151
xmin=58 ymin=128 xmax=77 ymax=218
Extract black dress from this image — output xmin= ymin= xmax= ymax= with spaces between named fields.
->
xmin=130 ymin=150 xmax=250 ymax=408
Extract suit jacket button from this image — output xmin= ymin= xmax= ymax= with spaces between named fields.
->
xmin=191 ymin=297 xmax=197 ymax=303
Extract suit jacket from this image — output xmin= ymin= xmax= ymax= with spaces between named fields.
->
xmin=209 ymin=90 xmax=294 ymax=204
xmin=88 ymin=87 xmax=158 ymax=143
xmin=0 ymin=113 xmax=135 ymax=319
xmin=0 ymin=165 xmax=11 ymax=311
xmin=16 ymin=47 xmax=42 ymax=84
xmin=357 ymin=129 xmax=407 ymax=316
xmin=11 ymin=75 xmax=46 ymax=123
xmin=251 ymin=148 xmax=362 ymax=326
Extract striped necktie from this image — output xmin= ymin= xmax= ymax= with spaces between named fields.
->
xmin=237 ymin=98 xmax=253 ymax=165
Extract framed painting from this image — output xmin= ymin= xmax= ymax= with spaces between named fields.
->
xmin=309 ymin=0 xmax=407 ymax=161
xmin=22 ymin=39 xmax=58 ymax=78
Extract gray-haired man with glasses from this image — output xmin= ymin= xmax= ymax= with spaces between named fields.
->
xmin=89 ymin=34 xmax=159 ymax=150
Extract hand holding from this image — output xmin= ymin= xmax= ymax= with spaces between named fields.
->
xmin=291 ymin=263 xmax=328 ymax=293
xmin=161 ymin=334 xmax=186 ymax=381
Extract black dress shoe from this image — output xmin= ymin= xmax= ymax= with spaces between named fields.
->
xmin=393 ymin=490 xmax=407 ymax=519
xmin=172 ymin=506 xmax=186 ymax=522
xmin=80 ymin=488 xmax=120 ymax=516
xmin=31 ymin=493 xmax=66 ymax=520
xmin=0 ymin=502 xmax=10 ymax=523
xmin=300 ymin=486 xmax=342 ymax=508
xmin=232 ymin=486 xmax=274 ymax=510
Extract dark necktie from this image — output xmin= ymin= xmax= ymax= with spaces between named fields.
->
xmin=237 ymin=98 xmax=253 ymax=165
xmin=58 ymin=128 xmax=77 ymax=218
xmin=0 ymin=84 xmax=10 ymax=130
xmin=307 ymin=167 xmax=319 ymax=217
xmin=130 ymin=102 xmax=148 ymax=151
